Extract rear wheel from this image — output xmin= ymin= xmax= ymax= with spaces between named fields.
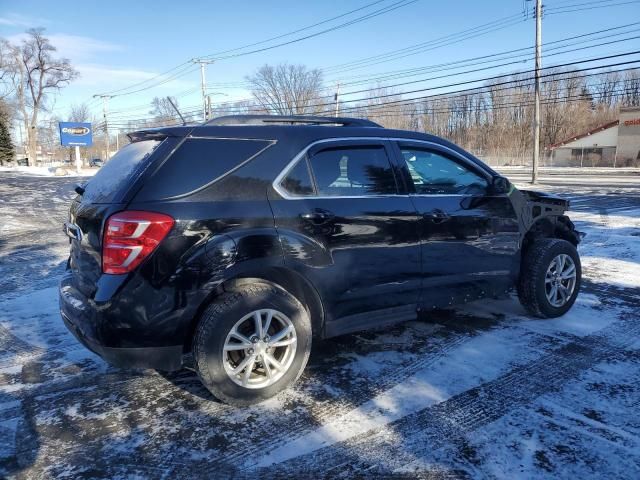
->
xmin=518 ymin=238 xmax=581 ymax=318
xmin=193 ymin=282 xmax=312 ymax=405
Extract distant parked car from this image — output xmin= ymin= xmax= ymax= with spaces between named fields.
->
xmin=60 ymin=115 xmax=584 ymax=405
xmin=89 ymin=158 xmax=104 ymax=168
xmin=17 ymin=158 xmax=29 ymax=166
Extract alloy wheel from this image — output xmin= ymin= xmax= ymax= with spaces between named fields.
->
xmin=222 ymin=309 xmax=297 ymax=389
xmin=545 ymin=253 xmax=577 ymax=307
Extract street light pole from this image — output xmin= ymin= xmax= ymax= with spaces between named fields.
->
xmin=532 ymin=0 xmax=542 ymax=184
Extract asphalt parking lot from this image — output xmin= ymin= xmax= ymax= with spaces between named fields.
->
xmin=1 ymin=171 xmax=639 ymax=479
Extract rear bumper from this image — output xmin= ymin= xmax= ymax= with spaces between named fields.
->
xmin=59 ymin=273 xmax=183 ymax=371
xmin=61 ymin=310 xmax=182 ymax=370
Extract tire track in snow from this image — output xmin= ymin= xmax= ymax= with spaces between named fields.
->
xmin=0 ymin=325 xmax=45 ymax=368
xmin=155 ymin=330 xmax=473 ymax=475
xmin=255 ymin=311 xmax=640 ymax=477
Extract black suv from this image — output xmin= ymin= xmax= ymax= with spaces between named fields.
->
xmin=60 ymin=115 xmax=582 ymax=405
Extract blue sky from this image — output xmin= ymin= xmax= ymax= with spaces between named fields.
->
xmin=1 ymin=0 xmax=639 ymax=125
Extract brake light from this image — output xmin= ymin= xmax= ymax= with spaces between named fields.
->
xmin=102 ymin=211 xmax=174 ymax=274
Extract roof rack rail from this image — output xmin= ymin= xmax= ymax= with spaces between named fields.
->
xmin=204 ymin=115 xmax=382 ymax=128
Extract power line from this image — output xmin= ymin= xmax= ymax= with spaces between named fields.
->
xmin=283 ymin=51 xmax=640 ymax=112
xmin=323 ymin=14 xmax=526 ymax=74
xmin=104 ymin=60 xmax=640 ymax=125
xmin=335 ymin=39 xmax=640 ymax=97
xmin=199 ymin=0 xmax=391 ymax=57
xmin=545 ymin=0 xmax=640 ymax=14
xmin=92 ymin=3 xmax=526 ymax=100
xmin=90 ymin=1 xmax=417 ymax=100
xmin=104 ymin=64 xmax=201 ymax=98
xmin=106 ymin=24 xmax=640 ymax=122
xmin=104 ymin=62 xmax=640 ymax=125
xmin=94 ymin=62 xmax=195 ymax=97
xmin=354 ymin=87 xmax=635 ymax=118
xmin=102 ymin=85 xmax=636 ymax=129
xmin=201 ymin=0 xmax=420 ymax=61
xmin=330 ymin=24 xmax=640 ymax=86
xmin=187 ymin=21 xmax=640 ymax=100
xmin=102 ymin=63 xmax=640 ymax=126
xmin=325 ymin=61 xmax=640 ymax=115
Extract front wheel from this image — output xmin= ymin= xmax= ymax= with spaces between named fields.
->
xmin=518 ymin=238 xmax=581 ymax=318
xmin=193 ymin=282 xmax=312 ymax=405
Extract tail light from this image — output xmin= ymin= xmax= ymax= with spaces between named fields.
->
xmin=102 ymin=211 xmax=174 ymax=274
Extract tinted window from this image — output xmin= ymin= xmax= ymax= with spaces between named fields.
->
xmin=83 ymin=140 xmax=162 ymax=203
xmin=281 ymin=158 xmax=314 ymax=196
xmin=401 ymin=148 xmax=487 ymax=195
xmin=139 ymin=138 xmax=271 ymax=200
xmin=308 ymin=146 xmax=397 ymax=196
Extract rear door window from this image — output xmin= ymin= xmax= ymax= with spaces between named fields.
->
xmin=137 ymin=138 xmax=272 ymax=200
xmin=307 ymin=145 xmax=398 ymax=196
xmin=82 ymin=139 xmax=162 ymax=203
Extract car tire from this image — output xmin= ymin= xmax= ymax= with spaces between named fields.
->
xmin=518 ymin=238 xmax=581 ymax=318
xmin=193 ymin=281 xmax=312 ymax=405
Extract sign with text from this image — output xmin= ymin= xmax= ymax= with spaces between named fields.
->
xmin=59 ymin=122 xmax=92 ymax=146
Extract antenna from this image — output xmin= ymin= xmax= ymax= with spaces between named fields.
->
xmin=166 ymin=96 xmax=186 ymax=125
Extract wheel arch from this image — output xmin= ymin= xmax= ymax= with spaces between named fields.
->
xmin=183 ymin=266 xmax=325 ymax=353
xmin=522 ymin=215 xmax=580 ymax=257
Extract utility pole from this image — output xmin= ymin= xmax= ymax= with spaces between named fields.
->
xmin=93 ymin=94 xmax=113 ymax=160
xmin=531 ymin=0 xmax=542 ymax=184
xmin=192 ymin=58 xmax=215 ymax=121
xmin=334 ymin=82 xmax=341 ymax=118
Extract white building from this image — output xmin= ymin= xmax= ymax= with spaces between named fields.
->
xmin=549 ymin=106 xmax=640 ymax=167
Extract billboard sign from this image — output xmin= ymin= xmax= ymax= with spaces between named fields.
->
xmin=59 ymin=122 xmax=92 ymax=146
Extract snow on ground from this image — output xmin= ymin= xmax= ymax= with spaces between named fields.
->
xmin=0 ymin=171 xmax=639 ymax=479
xmin=0 ymin=166 xmax=97 ymax=177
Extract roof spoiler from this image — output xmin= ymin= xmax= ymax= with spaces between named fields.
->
xmin=205 ymin=115 xmax=382 ymax=128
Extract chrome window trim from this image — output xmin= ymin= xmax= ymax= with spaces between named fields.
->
xmin=272 ymin=137 xmax=492 ymax=200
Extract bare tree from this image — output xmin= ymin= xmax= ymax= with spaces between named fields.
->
xmin=358 ymin=85 xmax=415 ymax=130
xmin=69 ymin=103 xmax=90 ymax=123
xmin=11 ymin=28 xmax=78 ymax=165
xmin=149 ymin=96 xmax=180 ymax=126
xmin=246 ymin=64 xmax=323 ymax=115
xmin=622 ymin=70 xmax=640 ymax=107
xmin=594 ymin=71 xmax=621 ymax=108
xmin=0 ymin=39 xmax=18 ymax=99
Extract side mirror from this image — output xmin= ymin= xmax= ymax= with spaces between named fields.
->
xmin=491 ymin=176 xmax=511 ymax=194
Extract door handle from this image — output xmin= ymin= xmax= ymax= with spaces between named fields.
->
xmin=300 ymin=209 xmax=335 ymax=224
xmin=424 ymin=209 xmax=450 ymax=224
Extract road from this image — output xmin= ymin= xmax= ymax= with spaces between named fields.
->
xmin=1 ymin=171 xmax=639 ymax=479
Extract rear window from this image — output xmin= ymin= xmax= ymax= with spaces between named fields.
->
xmin=136 ymin=138 xmax=272 ymax=200
xmin=82 ymin=140 xmax=162 ymax=203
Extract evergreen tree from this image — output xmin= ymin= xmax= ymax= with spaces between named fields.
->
xmin=0 ymin=108 xmax=14 ymax=165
